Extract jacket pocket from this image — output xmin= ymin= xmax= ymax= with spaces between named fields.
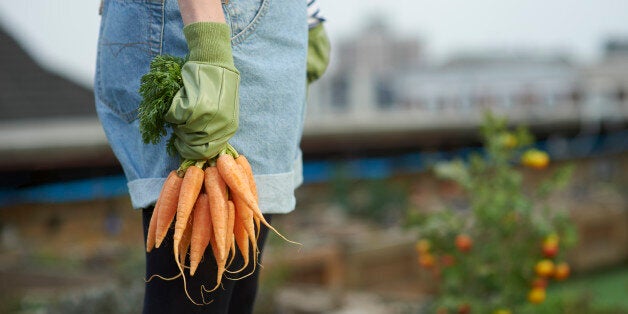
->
xmin=224 ymin=0 xmax=270 ymax=45
xmin=96 ymin=0 xmax=164 ymax=123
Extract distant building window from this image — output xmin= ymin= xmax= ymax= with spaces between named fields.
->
xmin=460 ymin=95 xmax=472 ymax=110
xmin=443 ymin=95 xmax=461 ymax=111
xmin=519 ymin=89 xmax=538 ymax=106
xmin=474 ymin=92 xmax=495 ymax=109
xmin=331 ymin=76 xmax=349 ymax=110
xmin=376 ymin=78 xmax=395 ymax=109
xmin=617 ymin=88 xmax=626 ymax=102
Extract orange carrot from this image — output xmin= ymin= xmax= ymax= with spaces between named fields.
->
xmin=219 ymin=153 xmax=299 ymax=245
xmin=227 ymin=208 xmax=251 ymax=274
xmin=190 ymin=193 xmax=211 ymax=276
xmin=204 ymin=166 xmax=229 ymax=262
xmin=155 ymin=171 xmax=184 ymax=248
xmin=226 ymin=204 xmax=264 ymax=280
xmin=226 ymin=200 xmax=236 ymax=253
xmin=227 ymin=236 xmax=237 ymax=269
xmin=176 ymin=212 xmax=203 ymax=306
xmin=235 ymin=155 xmax=258 ymax=201
xmin=199 ymin=165 xmax=231 ymax=294
xmin=224 ymin=200 xmax=236 ymax=268
xmin=178 ymin=214 xmax=193 ymax=267
xmin=146 ymin=202 xmax=161 ymax=252
xmin=216 ymin=154 xmax=258 ymax=211
xmin=168 ymin=163 xmax=205 ymax=306
xmin=234 ymin=155 xmax=261 ymax=238
xmin=173 ymin=165 xmax=205 ymax=263
xmin=204 ymin=228 xmax=226 ymax=293
xmin=227 ymin=196 xmax=257 ymax=273
xmin=233 ymin=196 xmax=257 ymax=251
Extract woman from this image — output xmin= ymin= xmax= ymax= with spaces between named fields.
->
xmin=94 ymin=0 xmax=329 ymax=312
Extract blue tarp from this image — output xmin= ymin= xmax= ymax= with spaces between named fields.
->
xmin=0 ymin=175 xmax=128 ymax=207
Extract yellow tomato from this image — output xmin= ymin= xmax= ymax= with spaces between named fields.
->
xmin=494 ymin=309 xmax=512 ymax=314
xmin=521 ymin=149 xmax=550 ymax=170
xmin=528 ymin=287 xmax=546 ymax=304
xmin=535 ymin=259 xmax=555 ymax=277
xmin=415 ymin=239 xmax=431 ymax=254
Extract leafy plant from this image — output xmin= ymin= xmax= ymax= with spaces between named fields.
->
xmin=331 ymin=165 xmax=409 ymax=225
xmin=408 ymin=113 xmax=578 ymax=314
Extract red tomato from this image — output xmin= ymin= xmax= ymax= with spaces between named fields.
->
xmin=455 ymin=234 xmax=473 ymax=253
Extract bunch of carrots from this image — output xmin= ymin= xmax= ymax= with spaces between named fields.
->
xmin=138 ymin=55 xmax=296 ymax=305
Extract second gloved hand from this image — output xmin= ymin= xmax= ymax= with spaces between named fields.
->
xmin=307 ymin=23 xmax=331 ymax=84
xmin=164 ymin=22 xmax=239 ymax=161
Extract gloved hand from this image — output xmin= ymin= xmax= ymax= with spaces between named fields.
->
xmin=164 ymin=22 xmax=240 ymax=160
xmin=307 ymin=23 xmax=331 ymax=84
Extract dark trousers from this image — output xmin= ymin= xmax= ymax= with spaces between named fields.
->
xmin=142 ymin=207 xmax=271 ymax=314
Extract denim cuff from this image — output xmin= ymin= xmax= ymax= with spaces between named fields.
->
xmin=128 ymin=178 xmax=167 ymax=210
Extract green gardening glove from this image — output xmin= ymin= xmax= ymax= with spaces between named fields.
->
xmin=164 ymin=22 xmax=240 ymax=161
xmin=307 ymin=23 xmax=331 ymax=84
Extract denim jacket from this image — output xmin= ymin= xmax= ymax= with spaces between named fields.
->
xmin=95 ymin=0 xmax=308 ymax=213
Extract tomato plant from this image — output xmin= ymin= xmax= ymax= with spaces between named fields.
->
xmin=407 ymin=113 xmax=578 ymax=313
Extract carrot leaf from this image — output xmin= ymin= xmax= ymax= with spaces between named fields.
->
xmin=138 ymin=54 xmax=186 ymax=148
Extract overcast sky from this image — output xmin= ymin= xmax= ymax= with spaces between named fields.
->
xmin=0 ymin=0 xmax=627 ymax=88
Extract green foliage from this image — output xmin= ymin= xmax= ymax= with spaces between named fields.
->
xmin=331 ymin=164 xmax=409 ymax=225
xmin=138 ymin=54 xmax=185 ymax=154
xmin=408 ymin=112 xmax=578 ymax=313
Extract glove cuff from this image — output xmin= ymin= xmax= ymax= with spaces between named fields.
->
xmin=183 ymin=22 xmax=237 ymax=72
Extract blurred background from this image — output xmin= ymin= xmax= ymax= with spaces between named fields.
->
xmin=0 ymin=0 xmax=627 ymax=313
